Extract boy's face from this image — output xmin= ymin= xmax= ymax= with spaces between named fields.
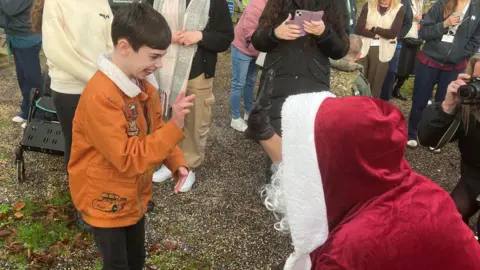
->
xmin=128 ymin=46 xmax=166 ymax=79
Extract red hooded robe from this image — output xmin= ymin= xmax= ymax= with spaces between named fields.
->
xmin=276 ymin=93 xmax=480 ymax=269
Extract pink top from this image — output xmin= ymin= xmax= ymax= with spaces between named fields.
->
xmin=232 ymin=0 xmax=268 ymax=57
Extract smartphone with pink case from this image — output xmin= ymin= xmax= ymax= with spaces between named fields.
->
xmin=287 ymin=10 xmax=325 ymax=36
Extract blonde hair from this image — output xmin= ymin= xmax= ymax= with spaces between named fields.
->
xmin=30 ymin=0 xmax=45 ymax=34
xmin=369 ymin=0 xmax=401 ymax=12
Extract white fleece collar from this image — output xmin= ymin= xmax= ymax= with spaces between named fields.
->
xmin=97 ymin=53 xmax=159 ymax=98
xmin=281 ymin=91 xmax=335 ymax=270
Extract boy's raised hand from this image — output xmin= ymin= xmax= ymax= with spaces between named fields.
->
xmin=171 ymin=92 xmax=195 ymax=129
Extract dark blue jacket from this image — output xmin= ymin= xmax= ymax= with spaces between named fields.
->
xmin=399 ymin=0 xmax=413 ymax=40
xmin=0 ymin=0 xmax=34 ymax=35
xmin=420 ymin=0 xmax=480 ymax=65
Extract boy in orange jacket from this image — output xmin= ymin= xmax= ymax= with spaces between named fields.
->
xmin=67 ymin=4 xmax=195 ymax=269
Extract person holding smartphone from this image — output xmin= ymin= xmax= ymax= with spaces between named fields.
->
xmin=418 ymin=54 xmax=480 ymax=233
xmin=246 ymin=70 xmax=480 ymax=270
xmin=251 ymin=0 xmax=349 ymax=182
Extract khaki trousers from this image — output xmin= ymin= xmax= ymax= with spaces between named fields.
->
xmin=180 ymin=73 xmax=214 ymax=169
xmin=358 ymin=46 xmax=389 ymax=98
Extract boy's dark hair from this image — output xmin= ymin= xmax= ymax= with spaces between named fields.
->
xmin=112 ymin=3 xmax=172 ymax=51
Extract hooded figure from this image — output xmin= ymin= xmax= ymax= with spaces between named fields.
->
xmin=247 ymin=72 xmax=480 ymax=268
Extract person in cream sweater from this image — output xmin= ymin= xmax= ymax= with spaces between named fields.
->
xmin=42 ymin=0 xmax=114 ymax=167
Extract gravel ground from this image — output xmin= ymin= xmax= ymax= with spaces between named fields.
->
xmin=0 ymin=52 xmax=462 ymax=269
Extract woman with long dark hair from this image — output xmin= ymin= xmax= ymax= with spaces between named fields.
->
xmin=251 ymin=0 xmax=349 ymax=137
xmin=407 ymin=0 xmax=480 ymax=149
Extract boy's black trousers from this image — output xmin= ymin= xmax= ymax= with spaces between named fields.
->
xmin=92 ymin=216 xmax=146 ymax=270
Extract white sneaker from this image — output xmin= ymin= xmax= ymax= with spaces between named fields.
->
xmin=21 ymin=122 xmax=27 ymax=129
xmin=429 ymin=147 xmax=441 ymax=153
xmin=12 ymin=116 xmax=27 ymax=123
xmin=244 ymin=113 xmax=249 ymax=121
xmin=407 ymin=140 xmax=418 ymax=148
xmin=179 ymin=171 xmax=196 ymax=193
xmin=428 ymin=100 xmax=433 ymax=105
xmin=152 ymin=165 xmax=172 ymax=183
xmin=230 ymin=118 xmax=248 ymax=132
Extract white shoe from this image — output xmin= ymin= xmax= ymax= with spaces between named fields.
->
xmin=407 ymin=140 xmax=418 ymax=148
xmin=21 ymin=122 xmax=27 ymax=129
xmin=179 ymin=171 xmax=196 ymax=193
xmin=429 ymin=147 xmax=441 ymax=153
xmin=152 ymin=165 xmax=172 ymax=183
xmin=230 ymin=118 xmax=248 ymax=132
xmin=12 ymin=116 xmax=27 ymax=123
xmin=427 ymin=100 xmax=432 ymax=105
xmin=244 ymin=113 xmax=249 ymax=121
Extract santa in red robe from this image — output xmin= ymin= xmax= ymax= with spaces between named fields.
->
xmin=247 ymin=77 xmax=480 ymax=269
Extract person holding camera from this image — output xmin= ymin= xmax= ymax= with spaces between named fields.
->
xmin=407 ymin=0 xmax=480 ymax=149
xmin=246 ymin=70 xmax=480 ymax=270
xmin=418 ymin=54 xmax=480 ymax=229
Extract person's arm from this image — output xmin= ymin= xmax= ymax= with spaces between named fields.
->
xmin=259 ymin=134 xmax=282 ymax=164
xmin=355 ymin=4 xmax=376 ymax=38
xmin=42 ymin=0 xmax=97 ymax=83
xmin=199 ymin=0 xmax=234 ymax=53
xmin=417 ymin=102 xmax=462 ymax=147
xmin=242 ymin=0 xmax=265 ymax=44
xmin=0 ymin=0 xmax=31 ymax=17
xmin=455 ymin=23 xmax=480 ymax=63
xmin=419 ymin=0 xmax=448 ymax=41
xmin=80 ymin=91 xmax=185 ymax=178
xmin=151 ymin=94 xmax=188 ymax=178
xmin=251 ymin=0 xmax=282 ymax=52
xmin=314 ymin=23 xmax=349 ymax=60
xmin=398 ymin=0 xmax=413 ymax=39
xmin=373 ymin=7 xmax=406 ymax=39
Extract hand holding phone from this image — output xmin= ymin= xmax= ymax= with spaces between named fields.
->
xmin=274 ymin=14 xmax=302 ymax=40
xmin=287 ymin=10 xmax=325 ymax=36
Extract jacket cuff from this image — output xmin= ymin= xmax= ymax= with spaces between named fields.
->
xmin=313 ymin=27 xmax=332 ymax=43
xmin=268 ymin=28 xmax=281 ymax=43
xmin=164 ymin=152 xmax=189 ymax=179
xmin=435 ymin=102 xmax=458 ymax=121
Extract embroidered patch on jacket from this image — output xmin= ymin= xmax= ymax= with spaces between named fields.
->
xmin=92 ymin=192 xmax=126 ymax=213
xmin=125 ymin=103 xmax=140 ymax=137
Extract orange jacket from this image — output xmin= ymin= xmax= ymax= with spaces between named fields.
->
xmin=68 ymin=54 xmax=187 ymax=228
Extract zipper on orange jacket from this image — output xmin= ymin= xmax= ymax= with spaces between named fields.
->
xmin=137 ymin=91 xmax=157 ymax=219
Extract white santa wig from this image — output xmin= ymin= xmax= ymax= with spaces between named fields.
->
xmin=261 ymin=91 xmax=336 ymax=270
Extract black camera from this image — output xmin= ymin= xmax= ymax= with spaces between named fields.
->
xmin=458 ymin=77 xmax=480 ymax=104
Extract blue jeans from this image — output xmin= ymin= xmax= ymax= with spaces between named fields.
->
xmin=380 ymin=47 xmax=401 ymax=101
xmin=407 ymin=60 xmax=463 ymax=140
xmin=12 ymin=44 xmax=42 ymax=119
xmin=230 ymin=45 xmax=258 ymax=119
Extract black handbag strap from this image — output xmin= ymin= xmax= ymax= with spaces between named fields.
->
xmin=430 ymin=118 xmax=461 ymax=150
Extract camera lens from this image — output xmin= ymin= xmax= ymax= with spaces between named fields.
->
xmin=458 ymin=85 xmax=473 ymax=99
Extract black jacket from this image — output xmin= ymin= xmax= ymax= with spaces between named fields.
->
xmin=420 ymin=0 xmax=480 ymax=65
xmin=189 ymin=0 xmax=234 ymax=79
xmin=251 ymin=2 xmax=348 ymax=134
xmin=418 ymin=103 xmax=480 ymax=192
xmin=0 ymin=0 xmax=35 ymax=36
xmin=399 ymin=0 xmax=413 ymax=40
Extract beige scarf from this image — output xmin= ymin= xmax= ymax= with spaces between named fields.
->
xmin=153 ymin=0 xmax=210 ymax=118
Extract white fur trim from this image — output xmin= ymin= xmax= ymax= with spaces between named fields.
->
xmin=281 ymin=92 xmax=335 ymax=270
xmin=97 ymin=53 xmax=149 ymax=98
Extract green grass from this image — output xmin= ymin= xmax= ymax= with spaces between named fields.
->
xmin=0 ymin=203 xmax=10 ymax=214
xmin=17 ymin=223 xmax=59 ymax=251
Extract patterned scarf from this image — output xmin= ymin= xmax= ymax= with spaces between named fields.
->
xmin=153 ymin=0 xmax=210 ymax=118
